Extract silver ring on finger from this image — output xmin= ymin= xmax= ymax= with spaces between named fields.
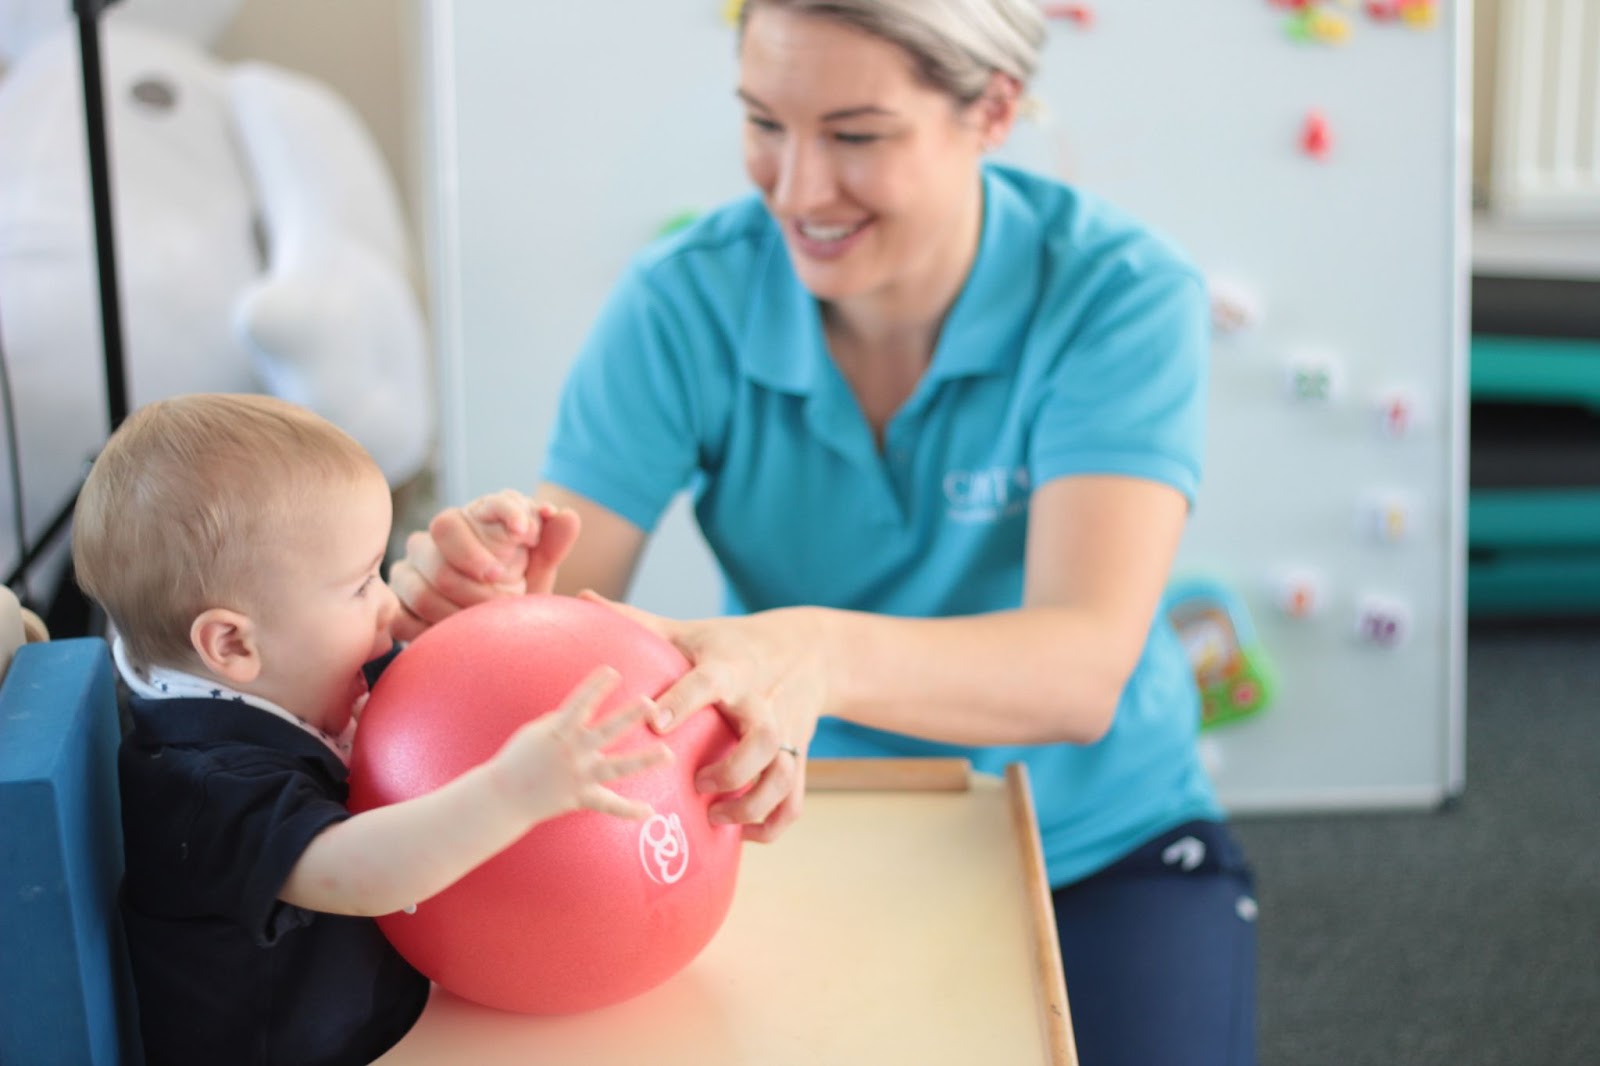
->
xmin=777 ymin=743 xmax=800 ymax=759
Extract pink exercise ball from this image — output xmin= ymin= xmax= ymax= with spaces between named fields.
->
xmin=348 ymin=594 xmax=742 ymax=1014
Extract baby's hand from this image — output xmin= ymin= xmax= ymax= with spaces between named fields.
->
xmin=457 ymin=491 xmax=581 ymax=596
xmin=392 ymin=491 xmax=581 ymax=639
xmin=489 ymin=667 xmax=672 ymax=823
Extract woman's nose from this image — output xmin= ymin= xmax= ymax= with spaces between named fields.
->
xmin=771 ymin=137 xmax=835 ymax=215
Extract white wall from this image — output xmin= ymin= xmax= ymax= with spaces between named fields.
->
xmin=216 ymin=0 xmax=421 ymax=226
xmin=420 ymin=1 xmax=1469 ymax=813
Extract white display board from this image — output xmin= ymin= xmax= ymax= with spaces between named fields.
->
xmin=421 ymin=0 xmax=1469 ymax=811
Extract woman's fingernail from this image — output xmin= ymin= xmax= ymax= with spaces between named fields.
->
xmin=652 ymin=705 xmax=674 ymax=730
xmin=695 ymin=772 xmax=716 ymax=793
xmin=707 ymin=811 xmax=729 ymax=826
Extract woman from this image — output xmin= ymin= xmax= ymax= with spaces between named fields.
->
xmin=394 ymin=2 xmax=1256 ymax=1063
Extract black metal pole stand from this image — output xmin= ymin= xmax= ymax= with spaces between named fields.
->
xmin=76 ymin=0 xmax=130 ymax=431
xmin=1 ymin=1 xmax=127 ymax=633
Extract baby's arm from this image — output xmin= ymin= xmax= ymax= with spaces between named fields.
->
xmin=280 ymin=667 xmax=669 ymax=917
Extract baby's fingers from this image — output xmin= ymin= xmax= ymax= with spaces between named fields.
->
xmin=552 ymin=667 xmax=621 ymax=731
xmin=585 ymin=696 xmax=658 ymax=748
xmin=430 ymin=508 xmax=511 ymax=585
xmin=594 ymin=743 xmax=674 ymax=784
xmin=466 ymin=489 xmax=536 ymax=541
xmin=582 ymin=787 xmax=657 ymax=821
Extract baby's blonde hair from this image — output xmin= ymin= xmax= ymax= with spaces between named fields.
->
xmin=72 ymin=393 xmax=380 ymax=673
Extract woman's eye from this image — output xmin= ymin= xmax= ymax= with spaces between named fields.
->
xmin=747 ymin=115 xmax=782 ymax=134
xmin=834 ymin=132 xmax=880 ymax=146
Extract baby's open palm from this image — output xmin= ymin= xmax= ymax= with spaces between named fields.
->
xmin=492 ymin=667 xmax=672 ymax=823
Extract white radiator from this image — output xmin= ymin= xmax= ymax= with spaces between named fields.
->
xmin=1492 ymin=0 xmax=1600 ymax=219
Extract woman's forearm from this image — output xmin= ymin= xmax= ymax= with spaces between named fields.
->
xmin=803 ymin=604 xmax=1141 ymax=746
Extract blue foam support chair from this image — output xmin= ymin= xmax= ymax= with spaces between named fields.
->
xmin=0 ymin=638 xmax=142 ymax=1065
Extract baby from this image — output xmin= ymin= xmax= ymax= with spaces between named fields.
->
xmin=71 ymin=393 xmax=669 ymax=1066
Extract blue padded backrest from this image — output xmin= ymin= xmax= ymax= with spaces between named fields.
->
xmin=0 ymin=638 xmax=142 ymax=1065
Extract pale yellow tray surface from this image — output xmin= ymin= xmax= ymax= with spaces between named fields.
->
xmin=376 ymin=760 xmax=1070 ymax=1065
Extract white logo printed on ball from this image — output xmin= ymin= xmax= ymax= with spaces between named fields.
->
xmin=639 ymin=812 xmax=690 ymax=885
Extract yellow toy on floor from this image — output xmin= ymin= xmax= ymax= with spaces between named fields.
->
xmin=0 ymin=585 xmax=48 ymax=680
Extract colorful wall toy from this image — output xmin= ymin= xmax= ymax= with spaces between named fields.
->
xmin=1165 ymin=578 xmax=1276 ymax=730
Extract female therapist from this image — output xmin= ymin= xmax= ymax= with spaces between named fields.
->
xmin=394 ymin=2 xmax=1257 ymax=1063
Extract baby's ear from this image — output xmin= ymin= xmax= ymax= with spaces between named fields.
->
xmin=191 ymin=608 xmax=262 ymax=684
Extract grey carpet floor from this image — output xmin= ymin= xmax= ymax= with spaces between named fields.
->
xmin=1233 ymin=621 xmax=1600 ymax=1066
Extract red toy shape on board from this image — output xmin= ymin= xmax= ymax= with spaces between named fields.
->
xmin=1302 ymin=109 xmax=1332 ymax=160
xmin=1043 ymin=3 xmax=1096 ymax=26
xmin=348 ymin=594 xmax=743 ymax=1015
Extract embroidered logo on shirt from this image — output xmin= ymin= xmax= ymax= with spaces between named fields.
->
xmin=943 ymin=465 xmax=1030 ymax=523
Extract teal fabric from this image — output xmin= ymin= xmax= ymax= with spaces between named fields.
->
xmin=545 ymin=163 xmax=1220 ymax=885
xmin=0 ymin=639 xmax=142 ymax=1064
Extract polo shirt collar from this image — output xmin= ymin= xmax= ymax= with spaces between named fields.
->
xmin=113 ymin=636 xmax=356 ymax=763
xmin=925 ymin=165 xmax=1043 ymax=382
xmin=741 ymin=225 xmax=824 ymax=395
xmin=125 ymin=695 xmax=350 ymax=781
xmin=739 ymin=164 xmax=1043 ymax=396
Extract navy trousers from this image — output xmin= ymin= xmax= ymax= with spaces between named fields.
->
xmin=1052 ymin=820 xmax=1258 ymax=1066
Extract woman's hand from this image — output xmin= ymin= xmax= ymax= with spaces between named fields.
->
xmin=581 ymin=593 xmax=828 ymax=844
xmin=390 ymin=490 xmax=580 ymax=641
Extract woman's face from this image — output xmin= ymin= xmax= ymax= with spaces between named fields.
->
xmin=738 ymin=7 xmax=1002 ymax=309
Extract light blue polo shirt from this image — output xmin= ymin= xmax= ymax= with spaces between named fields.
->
xmin=545 ymin=163 xmax=1221 ymax=886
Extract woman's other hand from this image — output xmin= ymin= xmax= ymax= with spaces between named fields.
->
xmin=580 ymin=592 xmax=825 ymax=844
xmin=390 ymin=490 xmax=580 ymax=640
